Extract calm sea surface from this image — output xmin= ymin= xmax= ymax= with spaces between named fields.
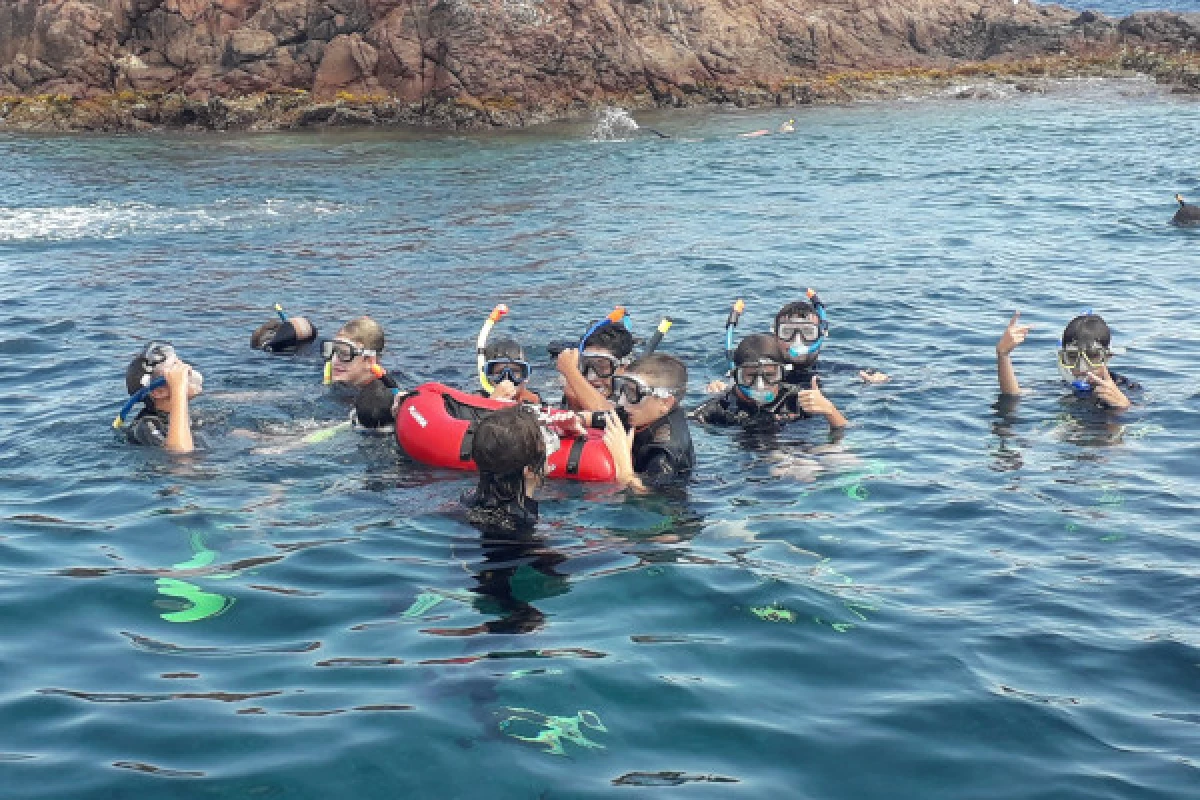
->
xmin=1 ymin=78 xmax=1198 ymax=799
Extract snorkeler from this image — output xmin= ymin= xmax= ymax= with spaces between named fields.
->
xmin=251 ymin=304 xmax=318 ymax=354
xmin=118 ymin=342 xmax=203 ymax=453
xmin=556 ymin=309 xmax=636 ymax=411
xmin=738 ymin=119 xmax=796 ymax=138
xmin=480 ymin=337 xmax=542 ymax=404
xmin=589 ymin=353 xmax=695 ymax=490
xmin=996 ymin=310 xmax=1135 ymax=409
xmin=1172 ymin=194 xmax=1200 ymax=226
xmin=464 ymin=405 xmax=546 ymax=532
xmin=692 ymin=333 xmax=846 ymax=431
xmin=323 ymin=316 xmax=399 ymax=430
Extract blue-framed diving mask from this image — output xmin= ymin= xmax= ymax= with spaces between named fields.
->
xmin=734 ymin=359 xmax=785 ymax=405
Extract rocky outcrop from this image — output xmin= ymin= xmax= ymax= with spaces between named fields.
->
xmin=0 ymin=1 xmax=1198 ymax=130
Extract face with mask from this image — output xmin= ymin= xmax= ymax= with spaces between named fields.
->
xmin=774 ymin=310 xmax=824 ymax=368
xmin=730 ymin=333 xmax=788 ymax=407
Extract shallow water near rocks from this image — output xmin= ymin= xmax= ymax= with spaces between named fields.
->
xmin=1 ymin=80 xmax=1199 ymax=798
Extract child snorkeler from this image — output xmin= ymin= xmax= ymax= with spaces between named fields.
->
xmin=120 ymin=342 xmax=204 ymax=453
xmin=692 ymin=333 xmax=846 ymax=431
xmin=996 ymin=311 xmax=1134 ymax=409
xmin=463 ymin=405 xmax=547 ymax=532
xmin=480 ymin=337 xmax=542 ymax=404
xmin=556 ymin=314 xmax=636 ymax=411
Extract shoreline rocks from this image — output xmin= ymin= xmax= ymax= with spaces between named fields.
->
xmin=0 ymin=2 xmax=1197 ymax=132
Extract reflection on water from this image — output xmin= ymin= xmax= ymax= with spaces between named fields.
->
xmin=0 ymin=80 xmax=1198 ymax=798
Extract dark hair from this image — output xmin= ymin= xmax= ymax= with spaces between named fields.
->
xmin=734 ymin=333 xmax=784 ymax=366
xmin=125 ymin=353 xmax=154 ymax=396
xmin=1062 ymin=314 xmax=1111 ymax=348
xmin=484 ymin=337 xmax=525 ymax=362
xmin=472 ymin=406 xmax=546 ymax=478
xmin=251 ymin=319 xmax=283 ymax=350
xmin=583 ymin=322 xmax=634 ymax=359
xmin=775 ymin=300 xmax=817 ymax=332
xmin=626 ymin=353 xmax=688 ymax=400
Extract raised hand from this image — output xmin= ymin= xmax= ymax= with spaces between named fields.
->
xmin=796 ymin=376 xmax=834 ymax=416
xmin=996 ymin=311 xmax=1033 ymax=357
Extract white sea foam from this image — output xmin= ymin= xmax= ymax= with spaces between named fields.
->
xmin=590 ymin=107 xmax=641 ymax=142
xmin=0 ymin=199 xmax=350 ymax=242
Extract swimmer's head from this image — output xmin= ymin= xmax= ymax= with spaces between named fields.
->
xmin=612 ymin=353 xmax=687 ymax=429
xmin=484 ymin=337 xmax=525 ymax=363
xmin=252 ymin=316 xmax=317 ymax=353
xmin=576 ymin=321 xmax=634 ymax=397
xmin=1058 ymin=313 xmax=1113 ymax=388
xmin=473 ymin=405 xmax=547 ymax=480
xmin=483 ymin=337 xmax=531 ymax=392
xmin=126 ymin=342 xmax=202 ymax=408
xmin=327 ymin=316 xmax=384 ymax=387
xmin=732 ymin=333 xmax=786 ymax=407
xmin=773 ymin=299 xmax=825 ymax=368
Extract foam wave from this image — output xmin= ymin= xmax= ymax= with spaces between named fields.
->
xmin=0 ymin=198 xmax=351 ymax=242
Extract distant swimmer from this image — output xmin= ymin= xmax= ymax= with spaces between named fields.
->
xmin=1172 ymin=194 xmax=1200 ymax=226
xmin=738 ymin=119 xmax=796 ymax=138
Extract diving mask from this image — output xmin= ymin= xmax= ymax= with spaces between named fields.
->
xmin=776 ymin=318 xmax=821 ymax=345
xmin=734 ymin=359 xmax=783 ymax=404
xmin=485 ymin=359 xmax=530 ymax=385
xmin=1057 ymin=342 xmax=1109 ymax=392
xmin=611 ymin=374 xmax=674 ymax=406
xmin=581 ymin=351 xmax=621 ymax=380
xmin=322 ymin=339 xmax=377 ymax=363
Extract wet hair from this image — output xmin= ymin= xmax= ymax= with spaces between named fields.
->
xmin=734 ymin=333 xmax=784 ymax=366
xmin=774 ymin=300 xmax=817 ymax=332
xmin=472 ymin=406 xmax=546 ymax=478
xmin=626 ymin=353 xmax=688 ymax=400
xmin=338 ymin=316 xmax=385 ymax=352
xmin=583 ymin=322 xmax=634 ymax=359
xmin=484 ymin=337 xmax=525 ymax=362
xmin=1062 ymin=314 xmax=1111 ymax=349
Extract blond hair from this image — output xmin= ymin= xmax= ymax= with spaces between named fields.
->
xmin=338 ymin=316 xmax=385 ymax=352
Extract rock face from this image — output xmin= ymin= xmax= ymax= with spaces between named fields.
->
xmin=0 ymin=1 xmax=1198 ymax=128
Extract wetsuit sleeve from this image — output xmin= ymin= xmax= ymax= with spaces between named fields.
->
xmin=125 ymin=415 xmax=167 ymax=447
xmin=691 ymin=394 xmax=737 ymax=426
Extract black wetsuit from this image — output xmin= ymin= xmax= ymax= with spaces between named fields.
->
xmin=125 ymin=407 xmax=171 ymax=447
xmin=631 ymin=406 xmax=695 ymax=483
xmin=352 ymin=378 xmax=397 ymax=430
xmin=691 ymin=386 xmax=807 ymax=428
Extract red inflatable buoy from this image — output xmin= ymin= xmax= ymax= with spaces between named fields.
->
xmin=394 ymin=382 xmax=616 ymax=482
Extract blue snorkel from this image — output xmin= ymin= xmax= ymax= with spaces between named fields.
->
xmin=113 ymin=377 xmax=166 ymax=429
xmin=578 ymin=307 xmax=628 ymax=354
xmin=784 ymin=288 xmax=829 ymax=360
xmin=274 ymin=303 xmax=288 ymax=323
xmin=725 ymin=298 xmax=745 ymax=372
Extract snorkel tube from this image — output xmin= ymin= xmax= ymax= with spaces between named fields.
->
xmin=274 ymin=303 xmax=288 ymax=323
xmin=113 ymin=377 xmax=166 ymax=429
xmin=644 ymin=317 xmax=673 ymax=355
xmin=477 ymin=303 xmax=510 ymax=395
xmin=725 ymin=298 xmax=745 ymax=370
xmin=787 ymin=288 xmax=829 ymax=359
xmin=371 ymin=363 xmax=400 ymax=391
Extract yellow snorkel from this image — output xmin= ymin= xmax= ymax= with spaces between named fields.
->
xmin=644 ymin=317 xmax=673 ymax=354
xmin=477 ymin=303 xmax=510 ymax=395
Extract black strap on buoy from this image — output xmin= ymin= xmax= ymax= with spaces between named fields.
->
xmin=565 ymin=437 xmax=587 ymax=475
xmin=460 ymin=421 xmax=478 ymax=462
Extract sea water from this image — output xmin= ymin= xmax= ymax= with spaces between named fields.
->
xmin=0 ymin=78 xmax=1198 ymax=798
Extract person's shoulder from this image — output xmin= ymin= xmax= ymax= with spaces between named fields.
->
xmin=125 ymin=410 xmax=168 ymax=446
xmin=1110 ymin=371 xmax=1142 ymax=391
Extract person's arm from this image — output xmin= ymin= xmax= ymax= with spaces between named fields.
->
xmin=796 ymin=376 xmax=847 ymax=429
xmin=996 ymin=311 xmax=1032 ymax=396
xmin=556 ymin=349 xmax=613 ymax=412
xmin=601 ymin=410 xmax=646 ymax=492
xmin=163 ymin=362 xmax=195 ymax=454
xmin=1088 ymin=364 xmax=1131 ymax=411
xmin=690 ymin=394 xmax=734 ymax=425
